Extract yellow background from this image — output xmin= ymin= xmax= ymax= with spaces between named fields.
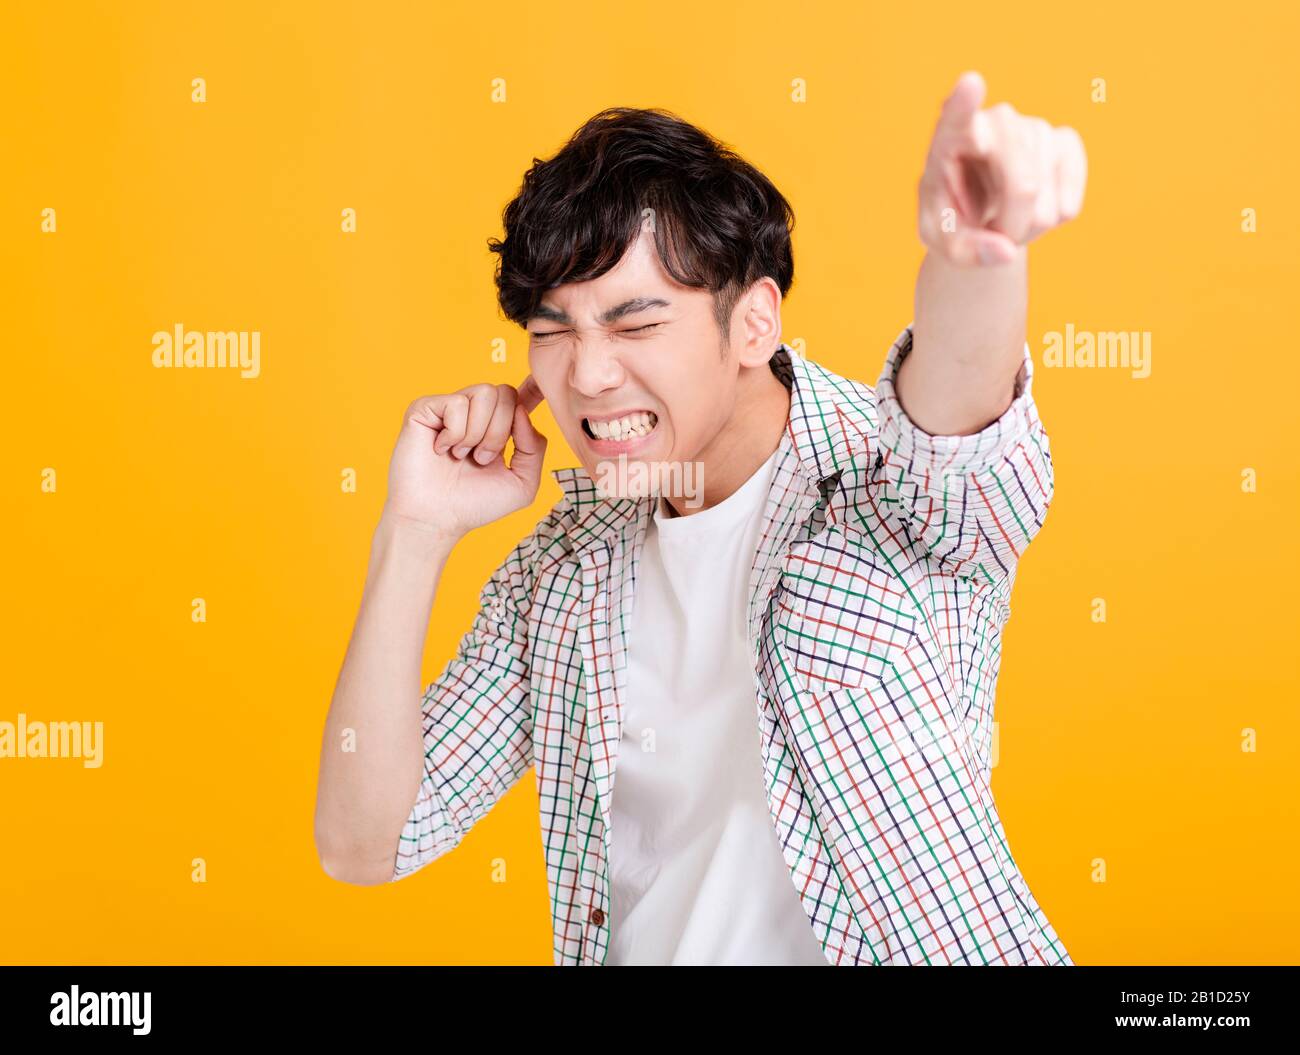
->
xmin=3 ymin=0 xmax=1296 ymax=965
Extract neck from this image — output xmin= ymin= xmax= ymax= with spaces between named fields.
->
xmin=660 ymin=363 xmax=791 ymax=519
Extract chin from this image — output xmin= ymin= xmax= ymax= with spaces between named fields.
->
xmin=586 ymin=451 xmax=671 ymax=501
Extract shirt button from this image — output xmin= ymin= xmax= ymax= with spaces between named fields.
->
xmin=589 ymin=908 xmax=605 ymax=926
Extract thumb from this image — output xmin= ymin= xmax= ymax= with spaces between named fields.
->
xmin=946 ymin=227 xmax=1018 ymax=267
xmin=506 ymin=402 xmax=547 ymax=486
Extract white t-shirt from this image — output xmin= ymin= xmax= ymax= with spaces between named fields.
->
xmin=606 ymin=444 xmax=829 ymax=966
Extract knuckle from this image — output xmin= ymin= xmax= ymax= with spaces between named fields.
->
xmin=406 ymin=395 xmax=439 ymax=420
xmin=1005 ymin=173 xmax=1038 ymax=199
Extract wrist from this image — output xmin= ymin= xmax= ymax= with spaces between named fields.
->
xmin=374 ymin=507 xmax=463 ymax=557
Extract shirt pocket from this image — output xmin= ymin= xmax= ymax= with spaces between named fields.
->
xmin=775 ymin=526 xmax=919 ymax=695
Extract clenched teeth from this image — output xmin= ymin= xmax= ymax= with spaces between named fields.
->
xmin=585 ymin=411 xmax=657 ymax=441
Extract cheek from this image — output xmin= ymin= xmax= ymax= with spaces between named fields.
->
xmin=672 ymin=386 xmax=730 ymax=450
xmin=528 ymin=353 xmax=555 ymax=389
xmin=527 ymin=355 xmax=567 ymax=412
xmin=659 ymin=398 xmax=701 ymax=450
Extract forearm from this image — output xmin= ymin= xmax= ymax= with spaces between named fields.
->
xmin=314 ymin=511 xmax=460 ymax=883
xmin=901 ymin=246 xmax=1028 ymax=437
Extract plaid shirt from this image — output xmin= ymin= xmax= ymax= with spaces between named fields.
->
xmin=392 ymin=322 xmax=1072 ymax=967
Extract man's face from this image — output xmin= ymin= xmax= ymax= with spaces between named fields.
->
xmin=526 ymin=225 xmax=740 ymax=498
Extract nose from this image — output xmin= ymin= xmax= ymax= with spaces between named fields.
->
xmin=567 ymin=338 xmax=627 ymax=398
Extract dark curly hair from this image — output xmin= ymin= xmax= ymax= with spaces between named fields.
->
xmin=487 ymin=107 xmax=795 ymax=346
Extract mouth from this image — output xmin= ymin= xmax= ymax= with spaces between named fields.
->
xmin=581 ymin=410 xmax=659 ymax=450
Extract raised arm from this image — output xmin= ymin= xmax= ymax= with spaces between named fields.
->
xmin=313 ymin=377 xmax=547 ymax=886
xmin=902 ymin=70 xmax=1086 ymax=436
xmin=872 ymin=72 xmax=1086 ymax=584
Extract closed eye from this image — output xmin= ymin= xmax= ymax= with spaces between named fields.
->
xmin=531 ymin=322 xmax=664 ymax=340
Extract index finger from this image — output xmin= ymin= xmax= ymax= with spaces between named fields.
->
xmin=937 ymin=70 xmax=985 ymax=131
xmin=517 ymin=374 xmax=544 ymax=413
xmin=934 ymin=70 xmax=991 ymax=156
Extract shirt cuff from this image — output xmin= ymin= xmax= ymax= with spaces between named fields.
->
xmin=874 ymin=322 xmax=1040 ymax=476
xmin=390 ymin=775 xmax=460 ymax=881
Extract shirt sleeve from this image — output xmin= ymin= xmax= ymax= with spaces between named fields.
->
xmin=871 ymin=322 xmax=1054 ymax=586
xmin=389 ymin=517 xmax=548 ymax=882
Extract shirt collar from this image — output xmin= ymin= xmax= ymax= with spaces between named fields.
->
xmin=549 ymin=342 xmax=868 ymax=553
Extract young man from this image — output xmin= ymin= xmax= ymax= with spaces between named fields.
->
xmin=314 ymin=70 xmax=1086 ymax=966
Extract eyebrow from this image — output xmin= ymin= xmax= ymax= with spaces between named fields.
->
xmin=529 ymin=296 xmax=671 ymax=327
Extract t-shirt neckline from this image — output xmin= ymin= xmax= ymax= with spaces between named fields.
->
xmin=653 ymin=443 xmax=783 ymax=537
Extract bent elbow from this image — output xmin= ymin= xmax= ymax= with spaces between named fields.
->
xmin=318 ymin=847 xmax=398 ymax=887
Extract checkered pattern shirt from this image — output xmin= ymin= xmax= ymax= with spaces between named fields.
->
xmin=391 ymin=322 xmax=1073 ymax=966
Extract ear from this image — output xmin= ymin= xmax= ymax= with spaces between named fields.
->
xmin=734 ymin=277 xmax=783 ymax=368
